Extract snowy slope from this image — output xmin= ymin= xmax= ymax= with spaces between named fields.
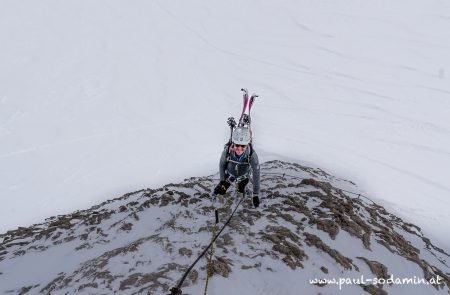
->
xmin=0 ymin=161 xmax=448 ymax=294
xmin=1 ymin=0 xmax=450 ymax=253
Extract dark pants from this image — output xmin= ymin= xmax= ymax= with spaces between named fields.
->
xmin=236 ymin=178 xmax=249 ymax=193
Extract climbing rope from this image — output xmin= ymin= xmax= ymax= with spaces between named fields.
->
xmin=166 ymin=171 xmax=375 ymax=295
xmin=202 ymin=195 xmax=235 ymax=294
xmin=167 ymin=192 xmax=246 ymax=295
xmin=203 ymin=224 xmax=216 ymax=295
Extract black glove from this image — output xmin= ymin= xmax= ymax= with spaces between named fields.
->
xmin=252 ymin=195 xmax=260 ymax=208
xmin=213 ymin=181 xmax=230 ymax=195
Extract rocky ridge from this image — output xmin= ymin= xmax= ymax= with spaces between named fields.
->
xmin=0 ymin=160 xmax=449 ymax=295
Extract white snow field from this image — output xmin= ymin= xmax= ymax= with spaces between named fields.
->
xmin=1 ymin=0 xmax=449 ymax=252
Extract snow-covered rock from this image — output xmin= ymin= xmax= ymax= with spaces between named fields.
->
xmin=0 ymin=161 xmax=448 ymax=294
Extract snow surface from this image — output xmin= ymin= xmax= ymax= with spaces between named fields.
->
xmin=1 ymin=0 xmax=449 ymax=253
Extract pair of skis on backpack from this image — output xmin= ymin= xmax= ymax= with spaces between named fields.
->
xmin=227 ymin=88 xmax=258 ymax=143
xmin=238 ymin=88 xmax=258 ymax=128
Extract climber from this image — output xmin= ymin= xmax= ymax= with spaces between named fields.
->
xmin=213 ymin=126 xmax=260 ymax=208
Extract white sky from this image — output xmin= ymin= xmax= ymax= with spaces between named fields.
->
xmin=1 ymin=0 xmax=449 ymax=251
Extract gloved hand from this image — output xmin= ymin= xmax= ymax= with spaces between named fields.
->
xmin=252 ymin=195 xmax=260 ymax=208
xmin=213 ymin=180 xmax=231 ymax=195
